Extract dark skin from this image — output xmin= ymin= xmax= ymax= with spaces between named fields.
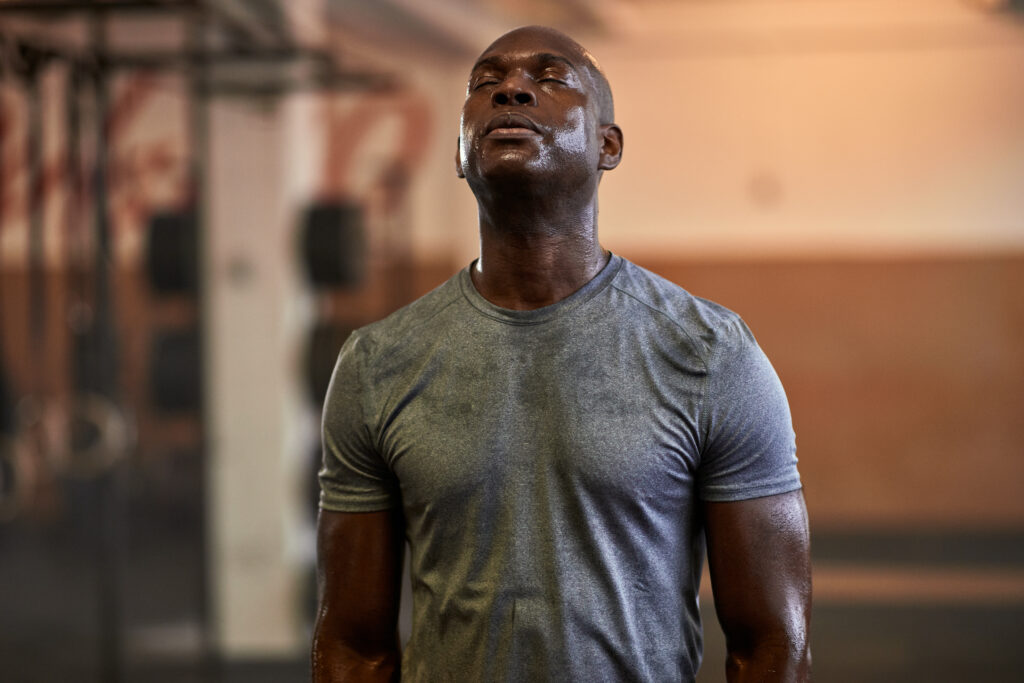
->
xmin=455 ymin=26 xmax=622 ymax=310
xmin=313 ymin=26 xmax=812 ymax=682
xmin=706 ymin=491 xmax=813 ymax=681
xmin=313 ymin=508 xmax=404 ymax=682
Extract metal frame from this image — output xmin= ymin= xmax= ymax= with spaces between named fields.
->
xmin=0 ymin=2 xmax=391 ymax=681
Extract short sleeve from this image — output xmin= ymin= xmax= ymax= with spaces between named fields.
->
xmin=697 ymin=319 xmax=801 ymax=502
xmin=318 ymin=332 xmax=401 ymax=512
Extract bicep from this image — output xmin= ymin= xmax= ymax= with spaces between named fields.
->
xmin=703 ymin=490 xmax=811 ymax=656
xmin=313 ymin=508 xmax=405 ymax=669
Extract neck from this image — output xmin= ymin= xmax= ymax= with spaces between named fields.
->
xmin=470 ymin=182 xmax=608 ymax=310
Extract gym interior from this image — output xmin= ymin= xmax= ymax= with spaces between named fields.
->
xmin=1 ymin=1 xmax=1022 ymax=681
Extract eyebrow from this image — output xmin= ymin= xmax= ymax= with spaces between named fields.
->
xmin=470 ymin=52 xmax=578 ymax=75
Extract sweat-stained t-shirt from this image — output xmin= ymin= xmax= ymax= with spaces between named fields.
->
xmin=319 ymin=253 xmax=802 ymax=682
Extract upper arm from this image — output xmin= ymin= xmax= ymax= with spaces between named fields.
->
xmin=698 ymin=319 xmax=800 ymax=503
xmin=319 ymin=334 xmax=401 ymax=513
xmin=703 ymin=489 xmax=812 ymax=680
xmin=314 ymin=331 xmax=408 ymax=680
xmin=313 ymin=507 xmax=405 ymax=682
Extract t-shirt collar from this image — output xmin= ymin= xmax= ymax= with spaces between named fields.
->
xmin=458 ymin=252 xmax=623 ymax=325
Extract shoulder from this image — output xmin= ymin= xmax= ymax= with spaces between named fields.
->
xmin=609 ymin=258 xmax=753 ymax=362
xmin=344 ymin=269 xmax=465 ymax=364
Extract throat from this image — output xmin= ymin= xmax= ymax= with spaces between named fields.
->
xmin=471 ymin=240 xmax=609 ymax=311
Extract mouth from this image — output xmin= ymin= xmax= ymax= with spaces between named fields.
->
xmin=485 ymin=113 xmax=541 ymax=137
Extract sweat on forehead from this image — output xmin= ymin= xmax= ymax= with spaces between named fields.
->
xmin=473 ymin=25 xmax=615 ymax=123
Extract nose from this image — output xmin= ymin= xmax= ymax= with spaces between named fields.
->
xmin=491 ymin=75 xmax=536 ymax=107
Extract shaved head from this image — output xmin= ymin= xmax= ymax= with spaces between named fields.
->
xmin=476 ymin=26 xmax=615 ymax=124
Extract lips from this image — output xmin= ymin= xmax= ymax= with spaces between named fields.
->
xmin=485 ymin=112 xmax=541 ymax=135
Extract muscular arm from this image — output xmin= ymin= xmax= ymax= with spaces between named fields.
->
xmin=704 ymin=490 xmax=812 ymax=682
xmin=312 ymin=508 xmax=405 ymax=683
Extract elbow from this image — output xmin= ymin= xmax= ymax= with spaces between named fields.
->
xmin=724 ymin=615 xmax=811 ymax=682
xmin=311 ymin=615 xmax=401 ymax=683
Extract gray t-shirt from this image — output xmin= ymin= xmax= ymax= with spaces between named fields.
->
xmin=320 ymin=254 xmax=801 ymax=682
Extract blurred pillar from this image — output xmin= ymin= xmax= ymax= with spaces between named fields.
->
xmin=206 ymin=95 xmax=307 ymax=656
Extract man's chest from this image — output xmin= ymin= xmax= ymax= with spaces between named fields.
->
xmin=373 ymin=330 xmax=706 ymax=513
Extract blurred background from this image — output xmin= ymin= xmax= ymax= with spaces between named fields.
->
xmin=0 ymin=0 xmax=1021 ymax=681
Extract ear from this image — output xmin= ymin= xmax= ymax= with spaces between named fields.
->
xmin=597 ymin=124 xmax=623 ymax=171
xmin=455 ymin=137 xmax=465 ymax=178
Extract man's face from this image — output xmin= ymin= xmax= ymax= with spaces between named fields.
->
xmin=456 ymin=28 xmax=614 ymax=190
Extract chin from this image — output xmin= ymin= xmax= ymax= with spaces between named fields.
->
xmin=481 ymin=148 xmax=554 ymax=179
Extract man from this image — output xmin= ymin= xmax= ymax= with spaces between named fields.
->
xmin=313 ymin=25 xmax=811 ymax=682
